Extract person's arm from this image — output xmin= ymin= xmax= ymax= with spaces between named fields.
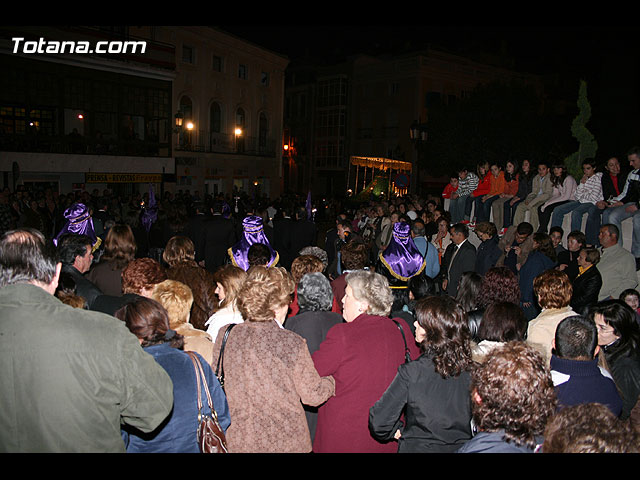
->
xmin=294 ymin=340 xmax=335 ymax=407
xmin=369 ymin=365 xmax=409 ymax=442
xmin=118 ymin=333 xmax=174 ymax=433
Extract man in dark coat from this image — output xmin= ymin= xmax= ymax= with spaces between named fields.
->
xmin=202 ymin=201 xmax=236 ymax=273
xmin=272 ymin=206 xmax=295 ymax=270
xmin=57 ymin=233 xmax=103 ymax=309
xmin=290 ymin=206 xmax=318 ymax=257
xmin=442 ymin=223 xmax=476 ymax=298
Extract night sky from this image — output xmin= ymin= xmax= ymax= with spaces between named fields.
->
xmin=219 ymin=22 xmax=639 ymax=159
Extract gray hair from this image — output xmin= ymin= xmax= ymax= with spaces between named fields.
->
xmin=298 ymin=246 xmax=328 ymax=270
xmin=345 ymin=269 xmax=393 ymax=317
xmin=297 ymin=272 xmax=333 ymax=312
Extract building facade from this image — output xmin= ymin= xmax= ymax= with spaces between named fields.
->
xmin=284 ymin=47 xmax=545 ymax=197
xmin=0 ymin=26 xmax=289 ymax=200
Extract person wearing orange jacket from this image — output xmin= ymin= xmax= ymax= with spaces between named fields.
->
xmin=475 ymin=163 xmax=506 ymax=223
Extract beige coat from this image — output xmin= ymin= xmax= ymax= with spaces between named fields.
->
xmin=211 ymin=320 xmax=335 ymax=453
xmin=526 ymin=306 xmax=577 ymax=366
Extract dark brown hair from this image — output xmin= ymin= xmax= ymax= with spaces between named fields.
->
xmin=102 ymin=224 xmax=137 ymax=269
xmin=414 ymin=295 xmax=473 ymax=378
xmin=115 ymin=296 xmax=184 ymax=349
xmin=121 ymin=258 xmax=167 ymax=295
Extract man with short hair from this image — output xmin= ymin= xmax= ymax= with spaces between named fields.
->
xmin=597 ymin=223 xmax=638 ymax=301
xmin=56 ymin=233 xmax=103 ymax=308
xmin=550 ymin=315 xmax=623 ymax=416
xmin=0 ymin=228 xmax=173 ymax=452
xmin=441 ymin=223 xmax=476 ymax=297
xmin=410 ymin=219 xmax=439 ymax=279
xmin=496 ymin=221 xmax=535 ymax=275
xmin=513 ymin=162 xmax=553 ymax=232
xmin=602 ymin=147 xmax=640 ymax=268
xmin=549 ymin=159 xmax=604 ymax=246
xmin=449 ymin=168 xmax=479 ymax=224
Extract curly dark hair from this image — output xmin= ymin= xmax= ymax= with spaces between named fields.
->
xmin=471 ymin=341 xmax=557 ymax=450
xmin=475 ymin=266 xmax=521 ymax=309
xmin=414 ymin=295 xmax=473 ymax=379
xmin=543 ymin=403 xmax=640 ymax=453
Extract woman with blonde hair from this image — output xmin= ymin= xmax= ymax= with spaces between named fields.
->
xmin=152 ymin=279 xmax=215 ymax=365
xmin=87 ymin=224 xmax=136 ymax=295
xmin=211 ymin=266 xmax=335 ymax=452
xmin=205 ymin=264 xmax=247 ymax=339
xmin=162 ymin=235 xmax=217 ymax=331
xmin=312 ymin=269 xmax=421 ymax=453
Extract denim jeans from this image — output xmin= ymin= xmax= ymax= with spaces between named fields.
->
xmin=550 ymin=201 xmax=602 ymax=246
xmin=474 ymin=195 xmax=498 ymax=223
xmin=602 ymin=203 xmax=640 ymax=257
xmin=503 ymin=199 xmax=523 ymax=229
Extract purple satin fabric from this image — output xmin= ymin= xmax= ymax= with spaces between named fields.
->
xmin=53 ymin=202 xmax=99 ymax=247
xmin=379 ymin=222 xmax=426 ymax=281
xmin=229 ymin=215 xmax=278 ymax=271
xmin=141 ymin=184 xmax=158 ymax=232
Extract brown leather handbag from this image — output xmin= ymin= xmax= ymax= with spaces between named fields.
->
xmin=187 ymin=351 xmax=229 ymax=453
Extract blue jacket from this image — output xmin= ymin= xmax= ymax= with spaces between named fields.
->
xmin=550 ymin=354 xmax=623 ymax=417
xmin=413 ymin=236 xmax=440 ymax=279
xmin=122 ymin=344 xmax=231 ymax=453
xmin=458 ymin=430 xmax=541 ymax=453
xmin=519 ymin=251 xmax=556 ymax=304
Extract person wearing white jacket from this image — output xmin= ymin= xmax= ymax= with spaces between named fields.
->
xmin=537 ymin=164 xmax=577 ymax=233
xmin=550 ymin=159 xmax=604 ymax=246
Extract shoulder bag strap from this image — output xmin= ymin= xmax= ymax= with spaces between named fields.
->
xmin=214 ymin=323 xmax=236 ymax=387
xmin=188 ymin=351 xmax=220 ymax=422
xmin=391 ymin=319 xmax=412 ymax=364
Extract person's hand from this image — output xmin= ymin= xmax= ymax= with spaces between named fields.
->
xmin=522 ymin=302 xmax=532 ymax=308
xmin=558 ymin=264 xmax=567 ymax=271
xmin=442 ymin=279 xmax=448 ymax=291
xmin=394 ymin=429 xmax=402 ymax=440
xmin=510 ymin=196 xmax=520 ymax=206
xmin=596 ymin=200 xmax=608 ymax=209
xmin=451 ymin=192 xmax=459 ymax=200
xmin=516 ymin=263 xmax=522 ymax=272
xmin=611 ymin=201 xmax=624 ymax=207
xmin=513 ymin=246 xmax=521 ymax=255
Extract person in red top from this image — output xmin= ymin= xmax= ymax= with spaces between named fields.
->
xmin=491 ymin=160 xmax=520 ymax=231
xmin=475 ymin=163 xmax=506 ymax=223
xmin=471 ymin=162 xmax=491 ymax=223
xmin=442 ymin=174 xmax=459 ymax=199
xmin=312 ymin=270 xmax=420 ymax=453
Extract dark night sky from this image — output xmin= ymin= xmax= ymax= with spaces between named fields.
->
xmin=219 ymin=22 xmax=640 ymax=157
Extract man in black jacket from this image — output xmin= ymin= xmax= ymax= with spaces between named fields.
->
xmin=57 ymin=233 xmax=103 ymax=309
xmin=442 ymin=223 xmax=476 ymax=297
xmin=202 ymin=201 xmax=236 ymax=273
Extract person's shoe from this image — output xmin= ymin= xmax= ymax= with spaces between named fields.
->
xmin=499 ymin=227 xmax=507 ymax=236
xmin=460 ymin=220 xmax=470 ymax=225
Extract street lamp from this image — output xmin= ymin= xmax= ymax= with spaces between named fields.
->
xmin=234 ymin=127 xmax=242 ymax=152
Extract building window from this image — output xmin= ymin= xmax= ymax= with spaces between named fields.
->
xmin=260 ymin=71 xmax=269 ymax=86
xmin=212 ymin=55 xmax=223 ymax=72
xmin=182 ymin=45 xmax=194 ymax=64
xmin=425 ymin=91 xmax=441 ymax=108
xmin=210 ymin=103 xmax=221 ymax=133
xmin=238 ymin=64 xmax=248 ymax=80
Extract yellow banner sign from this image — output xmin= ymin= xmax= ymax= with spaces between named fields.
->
xmin=85 ymin=173 xmax=163 ymax=183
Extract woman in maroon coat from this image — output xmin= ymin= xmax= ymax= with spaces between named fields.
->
xmin=312 ymin=269 xmax=421 ymax=453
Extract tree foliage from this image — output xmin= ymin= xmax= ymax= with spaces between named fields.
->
xmin=564 ymin=79 xmax=598 ymax=179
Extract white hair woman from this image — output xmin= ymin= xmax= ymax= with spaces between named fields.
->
xmin=311 ymin=269 xmax=421 ymax=453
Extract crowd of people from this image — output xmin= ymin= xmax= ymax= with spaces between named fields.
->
xmin=2 ymin=149 xmax=640 ymax=454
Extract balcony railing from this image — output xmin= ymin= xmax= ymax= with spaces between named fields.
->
xmin=175 ymin=130 xmax=277 ymax=156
